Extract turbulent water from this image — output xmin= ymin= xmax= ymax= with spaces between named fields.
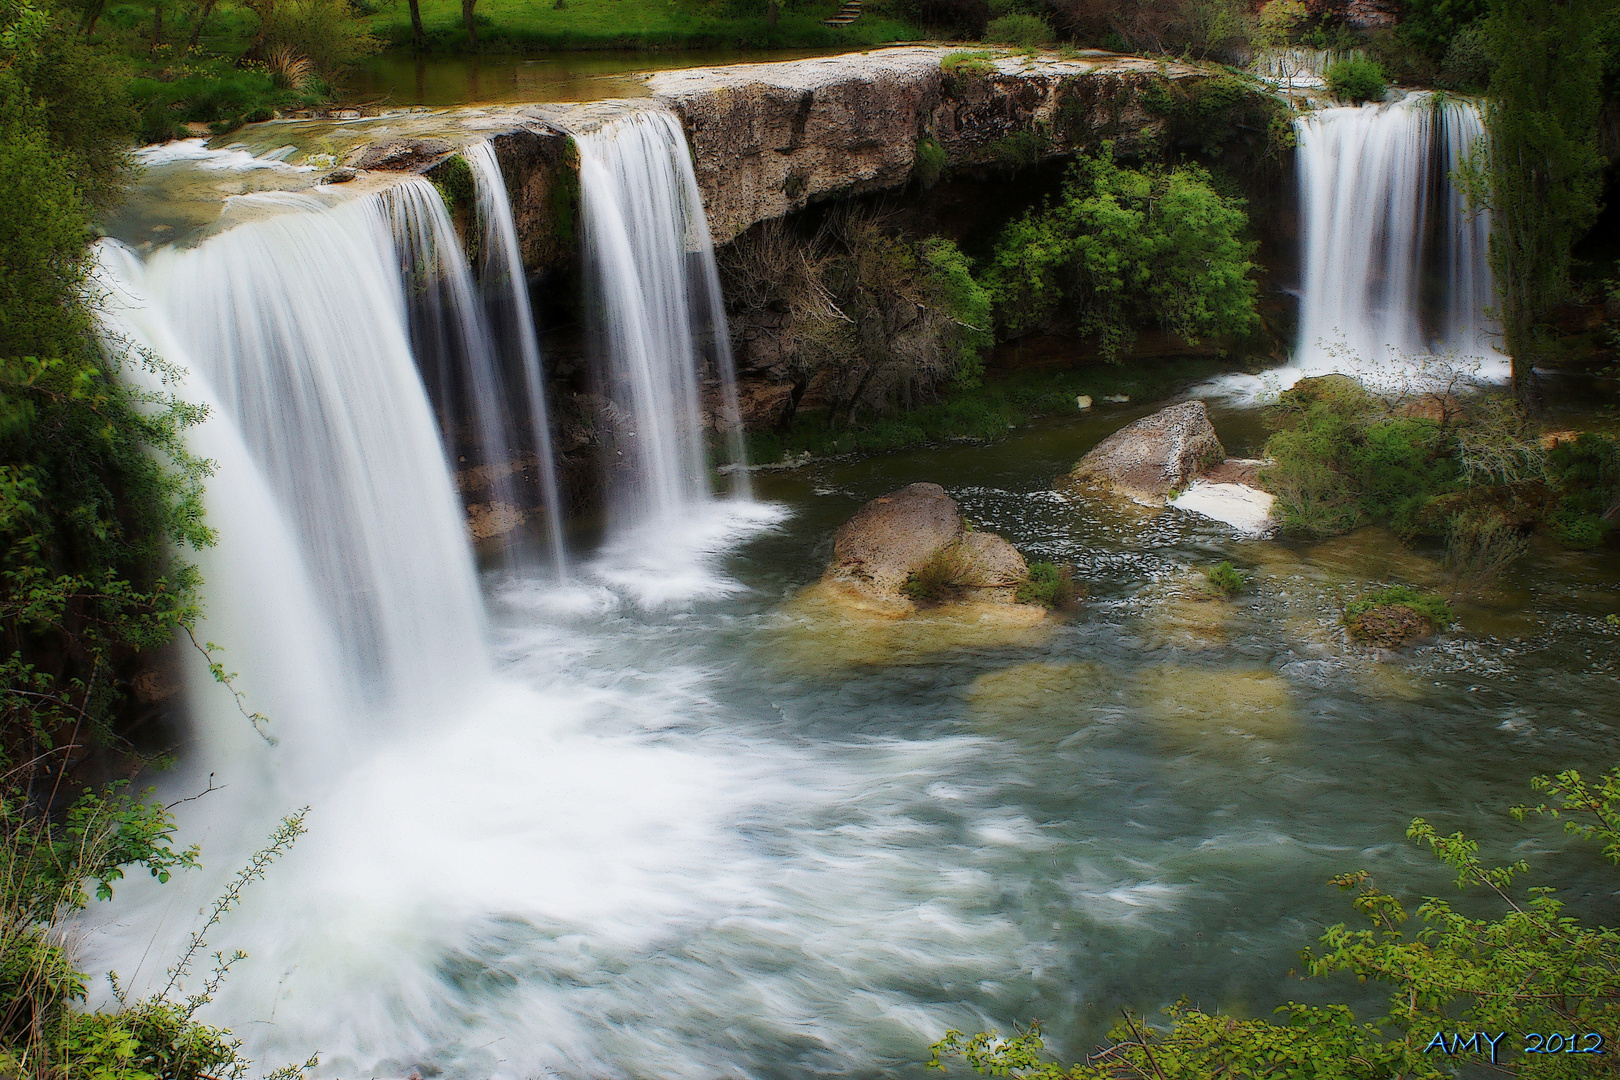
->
xmin=76 ymin=94 xmax=1620 ymax=1080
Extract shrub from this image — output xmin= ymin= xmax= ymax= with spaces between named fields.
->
xmin=983 ymin=147 xmax=1258 ymax=361
xmin=984 ymin=129 xmax=1048 ymax=171
xmin=1015 ymin=562 xmax=1077 ymax=608
xmin=1437 ymin=21 xmax=1493 ymax=89
xmin=984 ymin=12 xmax=1051 ymax=45
xmin=912 ymin=136 xmax=948 ymax=188
xmin=903 ymin=544 xmax=969 ymax=603
xmin=1262 ymin=376 xmax=1457 ymax=539
xmin=1203 ymin=560 xmax=1244 ymax=597
xmin=1546 ymin=432 xmax=1619 ymax=547
xmin=1325 ymin=57 xmax=1388 ymax=103
xmin=1444 ymin=507 xmax=1528 ymax=597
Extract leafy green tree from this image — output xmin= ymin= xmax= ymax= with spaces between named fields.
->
xmin=1477 ymin=0 xmax=1616 ymax=409
xmin=983 ymin=147 xmax=1258 ymax=362
xmin=1398 ymin=0 xmax=1487 ymax=60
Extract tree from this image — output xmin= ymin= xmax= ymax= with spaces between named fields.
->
xmin=1479 ymin=0 xmax=1614 ymax=410
xmin=462 ymin=0 xmax=476 ymax=46
xmin=408 ymin=0 xmax=423 ymax=47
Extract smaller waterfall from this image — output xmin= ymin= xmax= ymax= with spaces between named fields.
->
xmin=387 ymin=182 xmax=526 ymax=544
xmin=572 ymin=108 xmax=749 ymax=534
xmin=1292 ymin=92 xmax=1503 ymax=385
xmin=466 ymin=141 xmax=569 ymax=577
xmin=1251 ymin=47 xmax=1364 ymax=92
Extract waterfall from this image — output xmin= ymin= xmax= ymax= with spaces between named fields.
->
xmin=387 ymin=181 xmax=527 ymax=553
xmin=572 ymin=107 xmax=749 ymax=534
xmin=102 ymin=183 xmax=488 ymax=711
xmin=1292 ymin=92 xmax=1504 ymax=386
xmin=1251 ymin=47 xmax=1364 ymax=92
xmin=465 ymin=140 xmax=569 ymax=576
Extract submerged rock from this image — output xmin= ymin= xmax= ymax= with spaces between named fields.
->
xmin=1345 ymin=604 xmax=1435 ymax=649
xmin=822 ymin=482 xmax=1035 ymax=613
xmin=1067 ymin=400 xmax=1225 ymax=504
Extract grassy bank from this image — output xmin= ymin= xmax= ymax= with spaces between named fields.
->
xmin=364 ymin=0 xmax=919 ymax=52
xmin=744 ymin=356 xmax=1234 ymax=464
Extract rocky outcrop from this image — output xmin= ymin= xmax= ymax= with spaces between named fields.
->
xmin=822 ymin=482 xmax=1034 ymax=612
xmin=1068 ymin=400 xmax=1226 ymax=504
xmin=355 ymin=138 xmax=455 ymax=171
xmin=646 ymin=47 xmax=1210 ymax=244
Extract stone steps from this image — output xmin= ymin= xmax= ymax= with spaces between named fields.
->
xmin=822 ymin=0 xmax=860 ymax=26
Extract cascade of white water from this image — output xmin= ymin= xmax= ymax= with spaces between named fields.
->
xmin=466 ymin=140 xmax=570 ymax=576
xmin=124 ymin=182 xmax=488 ymax=707
xmin=385 ymin=180 xmax=525 ymax=542
xmin=1292 ymin=92 xmax=1503 ymax=385
xmin=572 ymin=107 xmax=749 ymax=532
xmin=1437 ymin=97 xmax=1495 ymax=357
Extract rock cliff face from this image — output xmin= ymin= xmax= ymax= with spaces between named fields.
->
xmin=647 ymin=46 xmax=1209 ymax=245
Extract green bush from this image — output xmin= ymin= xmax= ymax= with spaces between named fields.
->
xmin=1437 ymin=20 xmax=1493 ymax=89
xmin=984 ymin=128 xmax=1048 ymax=171
xmin=1015 ymin=561 xmax=1076 ymax=608
xmin=983 ymin=12 xmax=1050 ymax=45
xmin=1546 ymin=432 xmax=1619 ymax=547
xmin=912 ymin=135 xmax=948 ymax=188
xmin=983 ymin=147 xmax=1259 ymax=361
xmin=1397 ymin=0 xmax=1486 ymax=60
xmin=1261 ymin=376 xmax=1457 ymax=538
xmin=1325 ymin=57 xmax=1388 ymax=103
xmin=1203 ymin=560 xmax=1244 ymax=597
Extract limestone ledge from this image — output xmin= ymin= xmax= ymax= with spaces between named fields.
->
xmin=341 ymin=46 xmax=1214 ymax=261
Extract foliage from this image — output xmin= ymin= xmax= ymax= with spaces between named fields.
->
xmin=1053 ymin=0 xmax=1253 ymax=60
xmin=252 ymin=0 xmax=379 ymax=76
xmin=1397 ymin=0 xmax=1486 ymax=60
xmin=128 ymin=64 xmax=320 ymax=142
xmin=933 ymin=761 xmax=1620 ymax=1078
xmin=1202 ymin=560 xmax=1243 ymax=597
xmin=902 ymin=544 xmax=969 ymax=604
xmin=913 ymin=136 xmax=949 ymax=189
xmin=1545 ymin=432 xmax=1619 ymax=548
xmin=1443 ymin=506 xmax=1528 ymax=597
xmin=1015 ymin=562 xmax=1077 ymax=608
xmin=1324 ymin=56 xmax=1387 ymax=103
xmin=1437 ymin=21 xmax=1493 ymax=90
xmin=1261 ymin=376 xmax=1457 ymax=538
xmin=1475 ymin=0 xmax=1615 ymax=408
xmin=941 ymin=48 xmax=997 ymax=78
xmin=983 ymin=148 xmax=1257 ymax=362
xmin=718 ymin=214 xmax=993 ymax=421
xmin=983 ymin=12 xmax=1050 ymax=45
xmin=1138 ymin=73 xmax=1292 ymax=165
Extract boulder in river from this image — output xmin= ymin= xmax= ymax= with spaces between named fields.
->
xmin=1068 ymin=400 xmax=1225 ymax=504
xmin=821 ymin=482 xmax=1037 ymax=613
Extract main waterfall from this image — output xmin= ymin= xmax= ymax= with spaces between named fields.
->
xmin=1292 ymin=92 xmax=1503 ymax=384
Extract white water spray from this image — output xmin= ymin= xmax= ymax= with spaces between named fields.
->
xmin=572 ymin=108 xmax=749 ymax=534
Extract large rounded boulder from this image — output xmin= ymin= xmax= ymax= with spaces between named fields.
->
xmin=822 ymin=482 xmax=1034 ymax=611
xmin=1068 ymin=400 xmax=1226 ymax=505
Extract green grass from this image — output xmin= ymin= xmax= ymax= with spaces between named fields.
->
xmin=743 ymin=356 xmax=1234 ymax=464
xmin=1203 ymin=560 xmax=1244 ymax=597
xmin=1015 ymin=561 xmax=1076 ymax=608
xmin=366 ymin=0 xmax=920 ymax=51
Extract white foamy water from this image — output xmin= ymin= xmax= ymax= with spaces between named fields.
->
xmin=137 ymin=137 xmax=314 ymax=172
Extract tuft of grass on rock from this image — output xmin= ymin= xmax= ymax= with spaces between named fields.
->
xmin=1203 ymin=560 xmax=1245 ymax=598
xmin=1344 ymin=585 xmax=1453 ymax=647
xmin=1015 ymin=561 xmax=1077 ymax=608
xmin=902 ymin=544 xmax=969 ymax=605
